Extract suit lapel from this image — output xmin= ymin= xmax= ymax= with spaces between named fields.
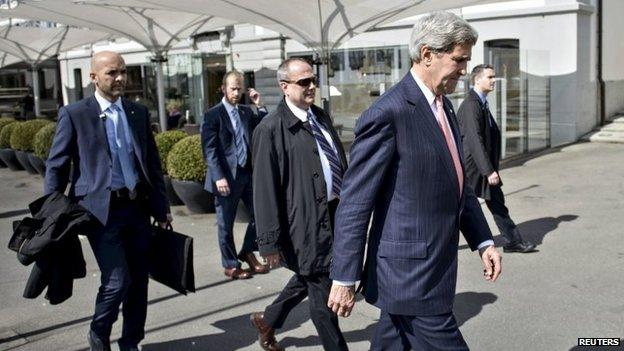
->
xmin=86 ymin=96 xmax=111 ymax=160
xmin=219 ymin=103 xmax=236 ymax=137
xmin=121 ymin=98 xmax=148 ymax=178
xmin=401 ymin=75 xmax=459 ymax=197
xmin=239 ymin=107 xmax=251 ymax=145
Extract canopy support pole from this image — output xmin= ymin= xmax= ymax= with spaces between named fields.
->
xmin=31 ymin=64 xmax=41 ymax=117
xmin=152 ymin=54 xmax=167 ymax=132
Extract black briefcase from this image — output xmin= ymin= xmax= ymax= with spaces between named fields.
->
xmin=149 ymin=223 xmax=195 ymax=295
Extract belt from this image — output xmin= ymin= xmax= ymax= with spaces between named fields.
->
xmin=110 ymin=187 xmax=138 ymax=202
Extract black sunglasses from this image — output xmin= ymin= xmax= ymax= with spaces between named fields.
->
xmin=281 ymin=76 xmax=317 ymax=87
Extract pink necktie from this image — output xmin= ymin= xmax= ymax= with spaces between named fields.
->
xmin=435 ymin=96 xmax=463 ymax=196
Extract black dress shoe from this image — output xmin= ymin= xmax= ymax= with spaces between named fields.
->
xmin=88 ymin=330 xmax=111 ymax=351
xmin=119 ymin=343 xmax=140 ymax=351
xmin=503 ymin=241 xmax=537 ymax=253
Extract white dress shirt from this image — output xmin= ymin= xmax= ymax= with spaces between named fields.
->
xmin=285 ymin=98 xmax=340 ymax=201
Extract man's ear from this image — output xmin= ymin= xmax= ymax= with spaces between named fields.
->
xmin=89 ymin=72 xmax=97 ymax=84
xmin=420 ymin=45 xmax=433 ymax=66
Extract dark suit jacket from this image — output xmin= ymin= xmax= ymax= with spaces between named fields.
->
xmin=330 ymin=73 xmax=493 ymax=316
xmin=457 ymin=89 xmax=501 ymax=200
xmin=252 ymin=99 xmax=348 ymax=275
xmin=200 ymin=102 xmax=267 ymax=193
xmin=44 ymin=95 xmax=169 ymax=225
xmin=9 ymin=192 xmax=93 ymax=304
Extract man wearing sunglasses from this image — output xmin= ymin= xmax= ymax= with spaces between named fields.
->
xmin=251 ymin=58 xmax=348 ymax=351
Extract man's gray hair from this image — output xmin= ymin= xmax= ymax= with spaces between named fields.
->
xmin=408 ymin=11 xmax=478 ymax=62
xmin=276 ymin=57 xmax=311 ymax=83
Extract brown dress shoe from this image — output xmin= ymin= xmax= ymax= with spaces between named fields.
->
xmin=224 ymin=267 xmax=252 ymax=279
xmin=239 ymin=253 xmax=270 ymax=274
xmin=250 ymin=312 xmax=283 ymax=351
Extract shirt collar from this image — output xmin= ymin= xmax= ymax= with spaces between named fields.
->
xmin=94 ymin=91 xmax=122 ymax=113
xmin=473 ymin=88 xmax=487 ymax=105
xmin=410 ymin=69 xmax=437 ymax=107
xmin=285 ymin=97 xmax=312 ymax=122
xmin=221 ymin=96 xmax=238 ymax=115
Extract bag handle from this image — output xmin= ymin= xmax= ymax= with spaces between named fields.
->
xmin=152 ymin=220 xmax=173 ymax=231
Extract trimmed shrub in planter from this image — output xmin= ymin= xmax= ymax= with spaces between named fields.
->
xmin=155 ymin=130 xmax=187 ymax=173
xmin=10 ymin=119 xmax=52 ymax=174
xmin=0 ymin=122 xmax=23 ymax=171
xmin=154 ymin=130 xmax=187 ymax=206
xmin=0 ymin=121 xmax=17 ymax=149
xmin=31 ymin=123 xmax=56 ymax=175
xmin=167 ymin=135 xmax=213 ymax=213
xmin=33 ymin=123 xmax=56 ymax=159
xmin=10 ymin=119 xmax=53 ymax=152
xmin=0 ymin=117 xmax=15 ymax=168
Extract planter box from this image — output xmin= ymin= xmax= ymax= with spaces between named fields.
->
xmin=171 ymin=179 xmax=214 ymax=214
xmin=164 ymin=175 xmax=184 ymax=206
xmin=28 ymin=153 xmax=46 ymax=176
xmin=15 ymin=150 xmax=38 ymax=174
xmin=0 ymin=148 xmax=24 ymax=171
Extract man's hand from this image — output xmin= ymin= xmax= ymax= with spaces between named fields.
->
xmin=248 ymin=88 xmax=263 ymax=107
xmin=487 ymin=171 xmax=500 ymax=186
xmin=157 ymin=213 xmax=173 ymax=228
xmin=327 ymin=284 xmax=356 ymax=318
xmin=262 ymin=253 xmax=281 ymax=269
xmin=215 ymin=178 xmax=230 ymax=196
xmin=479 ymin=245 xmax=502 ymax=282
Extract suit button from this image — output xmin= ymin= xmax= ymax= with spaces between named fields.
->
xmin=317 ymin=198 xmax=323 ymax=204
xmin=106 ymin=187 xmax=111 ymax=191
xmin=313 ymin=173 xmax=319 ymax=179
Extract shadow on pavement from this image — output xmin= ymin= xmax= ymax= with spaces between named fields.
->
xmin=459 ymin=214 xmax=578 ymax=250
xmin=0 ymin=280 xmax=233 ymax=345
xmin=0 ymin=208 xmax=30 ymax=219
xmin=454 ymin=291 xmax=498 ymax=327
xmin=141 ymin=299 xmax=351 ymax=351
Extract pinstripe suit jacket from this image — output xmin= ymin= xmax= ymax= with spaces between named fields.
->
xmin=330 ymin=73 xmax=493 ymax=316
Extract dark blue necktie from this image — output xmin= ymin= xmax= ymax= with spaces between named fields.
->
xmin=484 ymin=100 xmax=493 ymax=127
xmin=307 ymin=111 xmax=343 ymax=197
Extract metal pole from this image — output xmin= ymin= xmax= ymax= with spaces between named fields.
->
xmin=31 ymin=65 xmax=41 ymax=117
xmin=152 ymin=54 xmax=167 ymax=131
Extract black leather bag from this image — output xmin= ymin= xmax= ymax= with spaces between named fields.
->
xmin=149 ymin=223 xmax=195 ymax=295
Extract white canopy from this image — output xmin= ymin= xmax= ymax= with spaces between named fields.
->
xmin=102 ymin=0 xmax=505 ymax=103
xmin=99 ymin=0 xmax=503 ymax=54
xmin=0 ymin=24 xmax=111 ymax=115
xmin=0 ymin=0 xmax=238 ymax=129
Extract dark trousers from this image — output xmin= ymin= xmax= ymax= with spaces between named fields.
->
xmin=485 ymin=185 xmax=522 ymax=244
xmin=214 ymin=167 xmax=257 ymax=268
xmin=264 ymin=273 xmax=348 ymax=351
xmin=87 ymin=199 xmax=151 ymax=347
xmin=371 ymin=311 xmax=468 ymax=351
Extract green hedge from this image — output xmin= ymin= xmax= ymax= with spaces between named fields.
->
xmin=166 ymin=135 xmax=206 ymax=182
xmin=33 ymin=123 xmax=56 ymax=159
xmin=10 ymin=119 xmax=53 ymax=151
xmin=0 ymin=117 xmax=15 ymax=133
xmin=0 ymin=121 xmax=19 ymax=149
xmin=154 ymin=130 xmax=187 ymax=174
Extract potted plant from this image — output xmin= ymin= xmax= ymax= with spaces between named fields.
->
xmin=0 ymin=121 xmax=23 ymax=171
xmin=166 ymin=134 xmax=214 ymax=213
xmin=10 ymin=119 xmax=53 ymax=174
xmin=154 ymin=130 xmax=187 ymax=205
xmin=31 ymin=123 xmax=56 ymax=176
xmin=0 ymin=117 xmax=15 ymax=168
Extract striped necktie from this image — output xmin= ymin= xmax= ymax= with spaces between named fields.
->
xmin=231 ymin=107 xmax=247 ymax=167
xmin=307 ymin=111 xmax=343 ymax=197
